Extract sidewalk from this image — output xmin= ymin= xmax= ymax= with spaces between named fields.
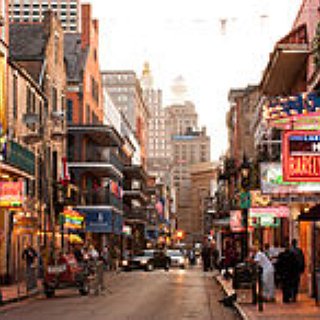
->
xmin=0 ymin=270 xmax=120 ymax=306
xmin=0 ymin=280 xmax=41 ymax=305
xmin=216 ymin=273 xmax=320 ymax=320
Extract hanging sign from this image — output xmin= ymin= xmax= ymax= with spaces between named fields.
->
xmin=0 ymin=180 xmax=24 ymax=207
xmin=60 ymin=207 xmax=84 ymax=230
xmin=283 ymin=130 xmax=320 ymax=182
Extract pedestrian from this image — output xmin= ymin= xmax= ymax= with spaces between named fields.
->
xmin=188 ymin=248 xmax=196 ymax=266
xmin=268 ymin=241 xmax=284 ymax=264
xmin=22 ymin=243 xmax=37 ymax=291
xmin=201 ymin=238 xmax=211 ymax=271
xmin=73 ymin=243 xmax=84 ymax=263
xmin=210 ymin=240 xmax=219 ymax=270
xmin=88 ymin=244 xmax=99 ymax=260
xmin=276 ymin=241 xmax=299 ymax=303
xmin=268 ymin=241 xmax=284 ymax=288
xmin=290 ymin=239 xmax=305 ymax=302
xmin=251 ymin=245 xmax=275 ymax=302
xmin=223 ymin=240 xmax=237 ymax=279
xmin=102 ymin=244 xmax=110 ymax=270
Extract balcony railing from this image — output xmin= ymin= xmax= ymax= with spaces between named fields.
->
xmin=70 ymin=147 xmax=123 ymax=172
xmin=75 ymin=187 xmax=123 ymax=210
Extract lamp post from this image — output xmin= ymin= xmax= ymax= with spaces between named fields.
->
xmin=240 ymin=154 xmax=251 ymax=260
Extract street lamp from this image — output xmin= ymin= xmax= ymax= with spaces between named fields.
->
xmin=240 ymin=154 xmax=251 ymax=260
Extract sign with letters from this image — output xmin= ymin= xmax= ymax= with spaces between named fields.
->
xmin=283 ymin=130 xmax=320 ymax=182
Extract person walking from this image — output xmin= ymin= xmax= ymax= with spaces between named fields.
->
xmin=276 ymin=241 xmax=299 ymax=303
xmin=201 ymin=239 xmax=211 ymax=271
xmin=290 ymin=239 xmax=305 ymax=302
xmin=223 ymin=240 xmax=237 ymax=279
xmin=251 ymin=245 xmax=275 ymax=302
xmin=22 ymin=243 xmax=37 ymax=292
xmin=210 ymin=240 xmax=219 ymax=270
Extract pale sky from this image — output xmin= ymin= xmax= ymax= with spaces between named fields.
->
xmin=91 ymin=0 xmax=302 ymax=160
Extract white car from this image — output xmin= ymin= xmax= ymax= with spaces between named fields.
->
xmin=166 ymin=249 xmax=186 ymax=269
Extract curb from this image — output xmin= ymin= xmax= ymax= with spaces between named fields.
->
xmin=214 ymin=275 xmax=250 ymax=320
xmin=0 ymin=289 xmax=40 ymax=307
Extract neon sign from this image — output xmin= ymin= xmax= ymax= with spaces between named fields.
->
xmin=283 ymin=131 xmax=320 ymax=182
xmin=0 ymin=181 xmax=24 ymax=207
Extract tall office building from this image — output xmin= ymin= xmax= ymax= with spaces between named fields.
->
xmin=140 ymin=62 xmax=172 ymax=184
xmin=9 ymin=0 xmax=80 ymax=32
xmin=102 ymin=70 xmax=149 ymax=168
xmin=166 ymin=100 xmax=211 ymax=243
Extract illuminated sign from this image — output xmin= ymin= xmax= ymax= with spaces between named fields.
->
xmin=230 ymin=210 xmax=244 ymax=232
xmin=249 ymin=206 xmax=290 ymax=218
xmin=263 ymin=91 xmax=320 ymax=129
xmin=283 ymin=130 xmax=320 ymax=182
xmin=260 ymin=162 xmax=320 ymax=193
xmin=60 ymin=207 xmax=84 ymax=230
xmin=250 ymin=216 xmax=280 ymax=228
xmin=0 ymin=181 xmax=24 ymax=207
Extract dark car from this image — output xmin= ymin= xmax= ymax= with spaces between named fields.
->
xmin=122 ymin=249 xmax=170 ymax=271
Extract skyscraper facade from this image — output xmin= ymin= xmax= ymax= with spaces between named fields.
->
xmin=101 ymin=70 xmax=149 ymax=168
xmin=140 ymin=62 xmax=172 ymax=184
xmin=9 ymin=0 xmax=80 ymax=32
xmin=166 ymin=101 xmax=210 ymax=242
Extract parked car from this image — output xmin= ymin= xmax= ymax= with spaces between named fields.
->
xmin=166 ymin=249 xmax=187 ymax=269
xmin=122 ymin=249 xmax=170 ymax=271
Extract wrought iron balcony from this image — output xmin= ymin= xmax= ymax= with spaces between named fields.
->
xmin=75 ymin=187 xmax=123 ymax=211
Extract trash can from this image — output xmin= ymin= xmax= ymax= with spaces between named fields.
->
xmin=233 ymin=262 xmax=257 ymax=304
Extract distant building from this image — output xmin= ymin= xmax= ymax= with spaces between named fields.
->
xmin=102 ymin=70 xmax=149 ymax=168
xmin=190 ymin=162 xmax=218 ymax=242
xmin=166 ymin=101 xmax=210 ymax=242
xmin=140 ymin=62 xmax=171 ymax=184
xmin=9 ymin=0 xmax=80 ymax=32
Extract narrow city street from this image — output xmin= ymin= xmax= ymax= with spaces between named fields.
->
xmin=0 ymin=267 xmax=240 ymax=320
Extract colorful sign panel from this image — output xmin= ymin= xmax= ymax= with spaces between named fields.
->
xmin=263 ymin=91 xmax=320 ymax=130
xmin=260 ymin=162 xmax=320 ymax=193
xmin=61 ymin=207 xmax=84 ymax=230
xmin=0 ymin=181 xmax=24 ymax=207
xmin=283 ymin=130 xmax=320 ymax=182
xmin=230 ymin=210 xmax=244 ymax=232
xmin=250 ymin=216 xmax=280 ymax=228
xmin=249 ymin=206 xmax=290 ymax=218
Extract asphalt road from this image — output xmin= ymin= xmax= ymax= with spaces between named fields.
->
xmin=0 ymin=266 xmax=240 ymax=320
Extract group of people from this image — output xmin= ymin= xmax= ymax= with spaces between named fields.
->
xmin=251 ymin=239 xmax=305 ymax=303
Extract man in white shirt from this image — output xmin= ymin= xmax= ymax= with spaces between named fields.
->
xmin=252 ymin=245 xmax=275 ymax=302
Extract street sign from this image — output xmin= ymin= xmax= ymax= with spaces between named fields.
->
xmin=240 ymin=192 xmax=251 ymax=209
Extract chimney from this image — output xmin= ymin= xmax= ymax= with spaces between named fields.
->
xmin=81 ymin=4 xmax=92 ymax=49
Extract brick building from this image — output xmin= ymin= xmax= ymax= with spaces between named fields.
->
xmin=64 ymin=3 xmax=103 ymax=125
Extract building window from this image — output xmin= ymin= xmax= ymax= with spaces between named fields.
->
xmin=86 ymin=104 xmax=90 ymax=123
xmin=54 ymin=34 xmax=59 ymax=64
xmin=13 ymin=74 xmax=18 ymax=120
xmin=67 ymin=99 xmax=73 ymax=123
xmin=52 ymin=86 xmax=57 ymax=112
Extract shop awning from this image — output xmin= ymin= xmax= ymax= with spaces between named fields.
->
xmin=298 ymin=204 xmax=320 ymax=221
